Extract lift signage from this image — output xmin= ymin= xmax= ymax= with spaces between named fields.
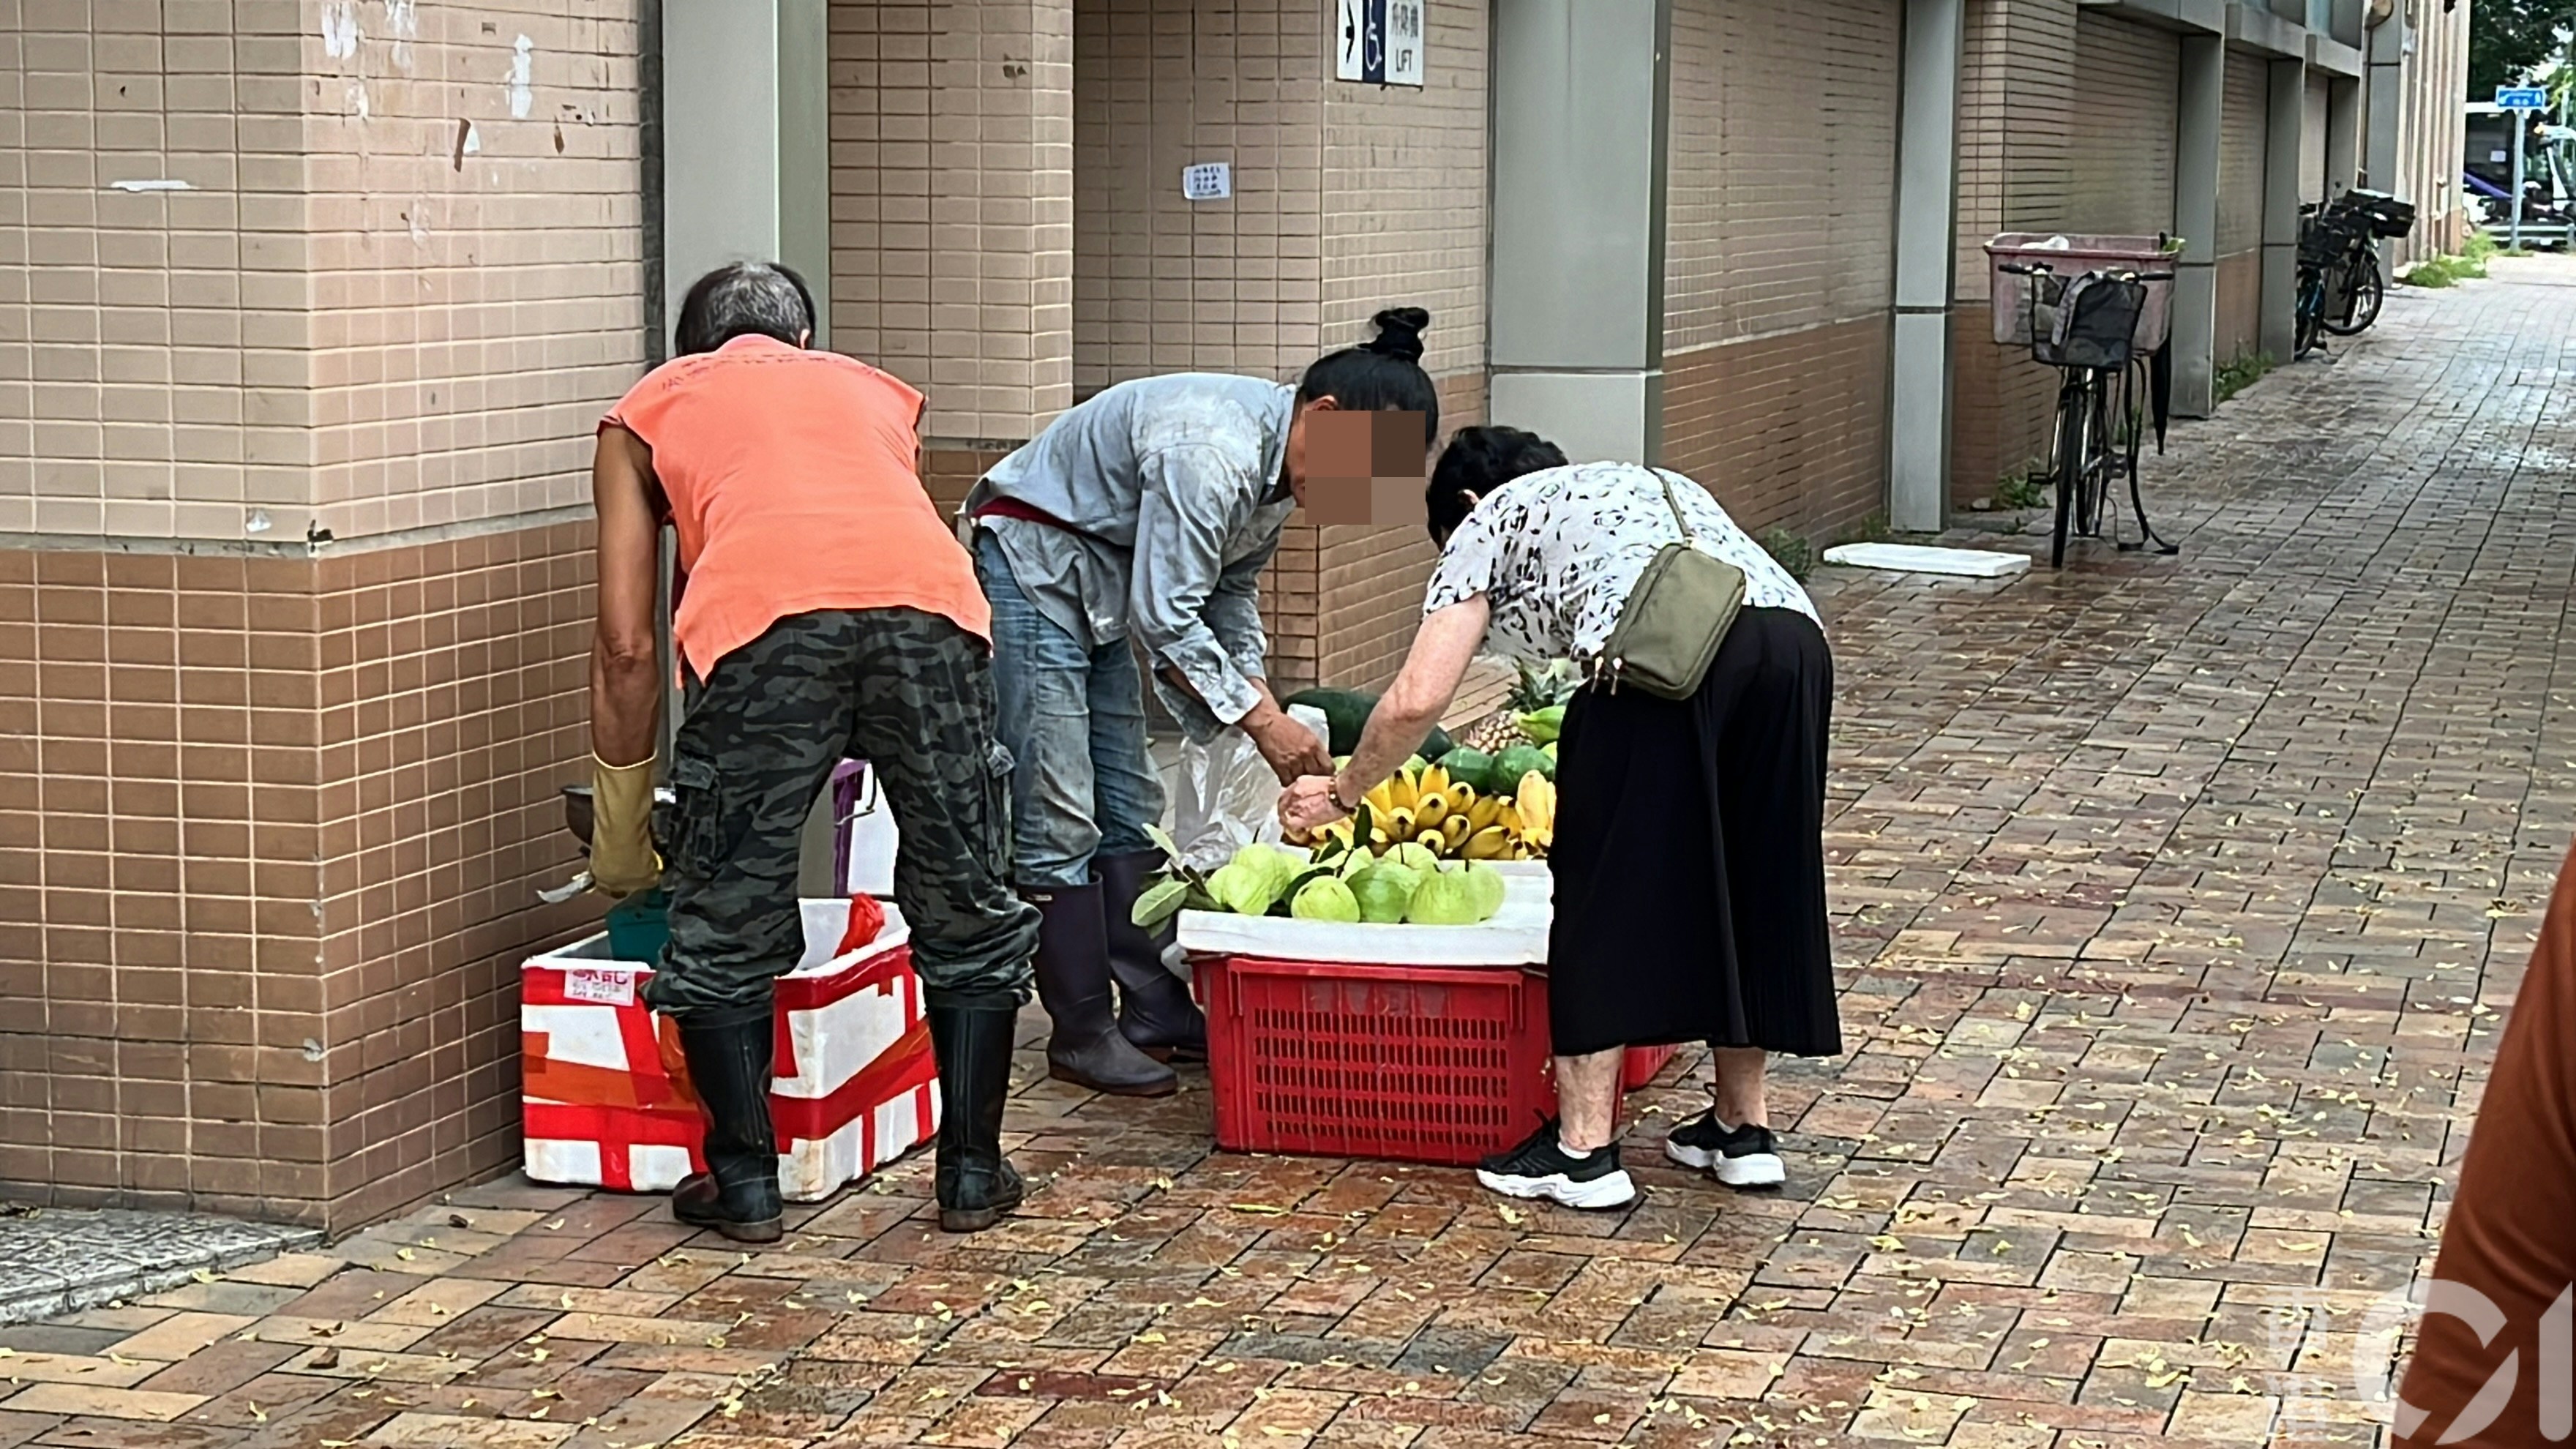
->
xmin=1336 ymin=0 xmax=1426 ymax=88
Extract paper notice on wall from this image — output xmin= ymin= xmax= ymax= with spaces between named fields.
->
xmin=1183 ymin=162 xmax=1232 ymax=201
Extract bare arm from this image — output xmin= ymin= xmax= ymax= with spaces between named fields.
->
xmin=590 ymin=424 xmax=664 ymax=768
xmin=1338 ymin=597 xmax=1491 ymax=801
xmin=1281 ymin=597 xmax=1491 ymax=833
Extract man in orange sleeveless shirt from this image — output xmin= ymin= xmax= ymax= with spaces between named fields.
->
xmin=586 ymin=263 xmax=1040 ymax=1239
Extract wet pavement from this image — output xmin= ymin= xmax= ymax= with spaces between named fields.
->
xmin=6 ymin=258 xmax=2574 ymax=1447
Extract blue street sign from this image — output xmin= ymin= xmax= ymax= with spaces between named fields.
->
xmin=2498 ymin=86 xmax=2549 ymax=111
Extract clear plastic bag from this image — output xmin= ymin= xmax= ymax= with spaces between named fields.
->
xmin=1167 ymin=703 xmax=1328 ymax=874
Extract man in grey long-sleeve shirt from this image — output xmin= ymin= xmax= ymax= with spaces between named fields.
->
xmin=965 ymin=312 xmax=1441 ymax=1096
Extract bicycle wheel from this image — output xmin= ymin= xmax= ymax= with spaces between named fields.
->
xmin=2073 ymin=379 xmax=2111 ymax=537
xmin=2050 ymin=376 xmax=2084 ymax=569
xmin=2322 ymin=250 xmax=2384 ymax=336
xmin=2295 ymin=273 xmax=2325 ymax=359
xmin=2083 ymin=374 xmax=2124 ymax=539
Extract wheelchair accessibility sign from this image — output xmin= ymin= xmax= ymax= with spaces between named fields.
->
xmin=1336 ymin=0 xmax=1426 ymax=88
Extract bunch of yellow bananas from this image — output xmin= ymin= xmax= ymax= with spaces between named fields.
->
xmin=1311 ymin=762 xmax=1554 ymax=861
xmin=1512 ymin=771 xmax=1555 ymax=855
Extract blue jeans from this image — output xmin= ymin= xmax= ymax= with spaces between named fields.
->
xmin=974 ymin=531 xmax=1166 ymax=888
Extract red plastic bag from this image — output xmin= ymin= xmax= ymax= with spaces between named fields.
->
xmin=834 ymin=894 xmax=888 ymax=957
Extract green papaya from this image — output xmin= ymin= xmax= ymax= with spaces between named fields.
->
xmin=1441 ymin=748 xmax=1496 ymax=795
xmin=1494 ymin=744 xmax=1554 ymax=790
xmin=1283 ymin=688 xmax=1457 ymax=761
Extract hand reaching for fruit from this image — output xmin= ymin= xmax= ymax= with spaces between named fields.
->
xmin=1279 ymin=774 xmax=1348 ymax=834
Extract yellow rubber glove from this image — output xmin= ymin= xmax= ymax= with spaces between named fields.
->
xmin=588 ymin=753 xmax=663 ymax=898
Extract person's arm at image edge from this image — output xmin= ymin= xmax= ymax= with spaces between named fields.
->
xmin=588 ymin=424 xmax=664 ymax=896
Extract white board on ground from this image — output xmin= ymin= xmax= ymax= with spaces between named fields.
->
xmin=1821 ymin=542 xmax=2032 ymax=580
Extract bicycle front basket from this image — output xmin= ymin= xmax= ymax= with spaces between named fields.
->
xmin=2034 ymin=272 xmax=2147 ymax=371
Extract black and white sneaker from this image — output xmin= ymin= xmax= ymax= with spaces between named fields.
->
xmin=1664 ymin=1112 xmax=1786 ymax=1189
xmin=1474 ymin=1119 xmax=1637 ymax=1210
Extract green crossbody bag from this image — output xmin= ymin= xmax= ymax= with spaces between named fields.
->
xmin=1591 ymin=471 xmax=1746 ymax=700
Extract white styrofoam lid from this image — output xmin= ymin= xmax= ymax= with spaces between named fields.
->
xmin=528 ymin=897 xmax=910 ymax=976
xmin=1821 ymin=542 xmax=2032 ymax=579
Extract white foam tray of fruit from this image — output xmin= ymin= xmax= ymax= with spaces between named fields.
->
xmin=1175 ymin=861 xmax=1551 ymax=967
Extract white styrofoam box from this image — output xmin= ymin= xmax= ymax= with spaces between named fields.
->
xmin=1175 ymin=861 xmax=1552 ymax=966
xmin=832 ymin=762 xmax=901 ymax=897
xmin=1820 ymin=542 xmax=2033 ymax=580
xmin=521 ymin=897 xmax=938 ymax=1202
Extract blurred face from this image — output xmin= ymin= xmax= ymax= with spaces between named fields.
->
xmin=1286 ymin=400 xmax=1431 ymax=525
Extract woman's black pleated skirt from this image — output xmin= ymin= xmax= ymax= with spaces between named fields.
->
xmin=1546 ymin=606 xmax=1842 ymax=1059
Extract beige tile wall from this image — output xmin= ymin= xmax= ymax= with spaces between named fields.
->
xmin=1 ymin=3 xmax=639 ymax=1229
xmin=1308 ymin=0 xmax=1486 ymax=691
xmin=0 ymin=0 xmax=643 ymax=547
xmin=2389 ymin=1 xmax=2470 ymax=266
xmin=0 ymin=0 xmax=312 ymax=542
xmin=1071 ymin=0 xmax=1325 ymax=389
xmin=829 ymin=0 xmax=1076 ymax=441
xmin=299 ymin=1 xmax=645 ymax=542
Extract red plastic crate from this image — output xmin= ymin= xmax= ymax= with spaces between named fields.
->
xmin=1197 ymin=955 xmax=1685 ymax=1167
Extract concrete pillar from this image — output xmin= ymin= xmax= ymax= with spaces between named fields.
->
xmin=2171 ymin=36 xmax=2225 ymax=418
xmin=1488 ymin=0 xmax=1669 ymax=465
xmin=661 ymin=0 xmax=833 ymax=351
xmin=2362 ymin=3 xmax=2407 ymax=272
xmin=1887 ymin=0 xmax=1964 ymax=534
xmin=2261 ymin=58 xmax=2307 ymax=364
xmin=2326 ymin=75 xmax=2362 ymax=197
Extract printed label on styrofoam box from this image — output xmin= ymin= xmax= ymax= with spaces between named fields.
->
xmin=564 ymin=967 xmax=636 ymax=1006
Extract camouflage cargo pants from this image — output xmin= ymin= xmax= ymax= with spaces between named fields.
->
xmin=642 ymin=608 xmax=1041 ymax=1020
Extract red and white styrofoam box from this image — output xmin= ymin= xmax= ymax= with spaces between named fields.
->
xmin=520 ymin=897 xmax=939 ymax=1202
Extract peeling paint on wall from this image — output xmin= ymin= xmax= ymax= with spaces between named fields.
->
xmin=509 ymin=36 xmax=535 ymax=120
xmin=322 ymin=1 xmax=360 ymax=59
xmin=387 ymin=0 xmax=420 ymax=70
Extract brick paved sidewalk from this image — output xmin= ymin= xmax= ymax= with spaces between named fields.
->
xmin=9 ymin=261 xmax=2574 ymax=1448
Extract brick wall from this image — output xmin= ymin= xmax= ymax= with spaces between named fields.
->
xmin=0 ymin=1 xmax=641 ymax=1229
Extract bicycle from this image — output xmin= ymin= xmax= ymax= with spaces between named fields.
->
xmin=2296 ymin=206 xmax=2367 ymax=359
xmin=1999 ymin=261 xmax=2182 ymax=569
xmin=2298 ymin=190 xmax=2415 ymax=354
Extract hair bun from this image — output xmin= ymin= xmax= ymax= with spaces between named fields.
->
xmin=1364 ymin=306 xmax=1431 ymax=364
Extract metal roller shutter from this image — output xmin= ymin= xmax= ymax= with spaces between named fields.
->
xmin=1663 ymin=0 xmax=1903 ymax=350
xmin=2218 ymin=53 xmax=2269 ymax=257
xmin=2068 ymin=12 xmax=2179 ymax=237
xmin=2303 ymin=72 xmax=2330 ymax=203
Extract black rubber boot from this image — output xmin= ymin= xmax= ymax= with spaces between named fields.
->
xmin=1025 ymin=883 xmax=1175 ymax=1097
xmin=670 ymin=1003 xmax=785 ymax=1244
xmin=928 ymin=995 xmax=1025 ymax=1233
xmin=1096 ymin=850 xmax=1208 ymax=1063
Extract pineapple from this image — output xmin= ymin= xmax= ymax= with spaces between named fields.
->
xmin=1461 ymin=660 xmax=1581 ymax=755
xmin=1508 ymin=659 xmax=1583 ymax=713
xmin=1459 ymin=707 xmax=1526 ymax=755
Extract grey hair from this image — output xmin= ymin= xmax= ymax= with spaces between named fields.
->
xmin=673 ymin=262 xmax=817 ymax=356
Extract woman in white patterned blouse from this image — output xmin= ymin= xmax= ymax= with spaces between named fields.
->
xmin=1284 ymin=427 xmax=1841 ymax=1210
